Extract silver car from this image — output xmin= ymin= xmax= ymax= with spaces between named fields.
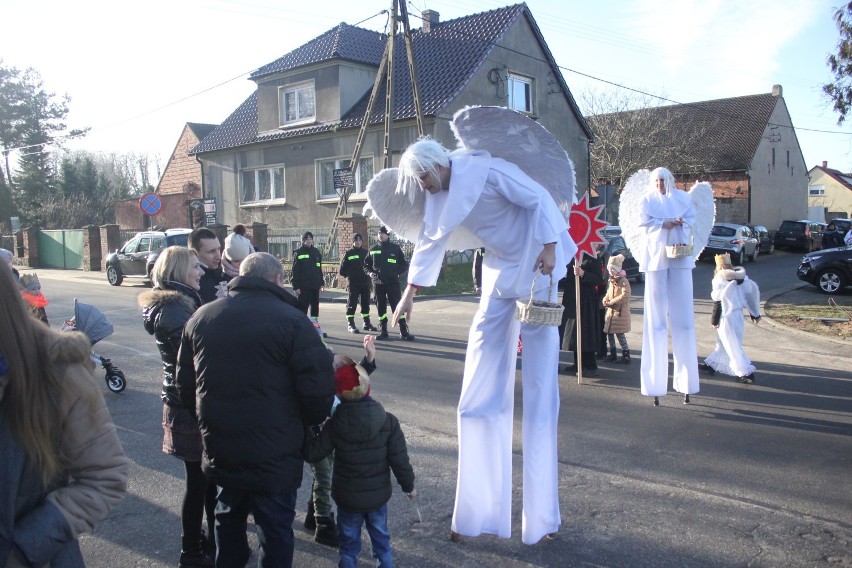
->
xmin=702 ymin=223 xmax=760 ymax=265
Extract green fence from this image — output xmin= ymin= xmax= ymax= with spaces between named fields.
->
xmin=38 ymin=230 xmax=84 ymax=269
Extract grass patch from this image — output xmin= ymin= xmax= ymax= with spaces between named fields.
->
xmin=416 ymin=262 xmax=476 ymax=296
xmin=765 ymin=298 xmax=852 ymax=339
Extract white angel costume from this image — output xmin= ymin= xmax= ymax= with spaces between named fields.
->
xmin=365 ymin=107 xmax=577 ymax=545
xmin=704 ymin=268 xmax=761 ymax=379
xmin=619 ymin=169 xmax=715 ymax=399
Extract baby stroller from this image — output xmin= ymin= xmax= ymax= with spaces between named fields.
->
xmin=64 ymin=299 xmax=127 ymax=393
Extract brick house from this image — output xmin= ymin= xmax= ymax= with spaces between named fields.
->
xmin=189 ymin=3 xmax=593 ymax=258
xmin=114 ymin=122 xmax=217 ymax=229
xmin=589 ymin=85 xmax=808 ymax=231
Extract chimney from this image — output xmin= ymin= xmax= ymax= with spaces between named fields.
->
xmin=422 ymin=9 xmax=440 ymax=33
xmin=822 ymin=161 xmax=828 ymax=169
xmin=772 ymin=84 xmax=782 ymax=97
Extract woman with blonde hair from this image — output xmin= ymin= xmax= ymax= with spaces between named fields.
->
xmin=138 ymin=246 xmax=213 ymax=567
xmin=0 ymin=259 xmax=128 ymax=567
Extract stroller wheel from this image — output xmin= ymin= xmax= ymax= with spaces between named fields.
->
xmin=106 ymin=369 xmax=127 ymax=393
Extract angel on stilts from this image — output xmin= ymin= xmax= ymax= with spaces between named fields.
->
xmin=619 ymin=167 xmax=715 ymax=406
xmin=364 ymin=106 xmax=577 ymax=545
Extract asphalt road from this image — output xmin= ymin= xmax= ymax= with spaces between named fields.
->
xmin=31 ymin=247 xmax=851 ymax=567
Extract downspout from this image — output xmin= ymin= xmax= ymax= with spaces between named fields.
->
xmin=195 ymin=154 xmax=205 ymax=199
xmin=747 ymin=171 xmax=752 ymax=224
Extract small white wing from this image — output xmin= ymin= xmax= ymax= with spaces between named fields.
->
xmin=362 ymin=168 xmax=425 ymax=244
xmin=450 ymin=106 xmax=577 ymax=219
xmin=689 ymin=181 xmax=716 ymax=257
xmin=617 ymin=169 xmax=651 ymax=265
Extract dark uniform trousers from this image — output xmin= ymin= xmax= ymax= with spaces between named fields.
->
xmin=375 ymin=282 xmax=402 ymax=322
xmin=346 ymin=283 xmax=372 ymax=319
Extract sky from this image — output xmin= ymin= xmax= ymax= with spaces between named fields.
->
xmin=2 ymin=0 xmax=851 ymax=178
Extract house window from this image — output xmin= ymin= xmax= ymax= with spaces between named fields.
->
xmin=808 ymin=184 xmax=825 ymax=196
xmin=279 ymin=81 xmax=316 ymax=127
xmin=241 ymin=166 xmax=286 ymax=203
xmin=507 ymin=73 xmax=533 ymax=113
xmin=317 ymin=156 xmax=374 ymax=199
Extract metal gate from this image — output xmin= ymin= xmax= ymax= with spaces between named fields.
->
xmin=38 ymin=230 xmax=84 ymax=269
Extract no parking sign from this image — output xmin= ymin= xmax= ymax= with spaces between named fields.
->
xmin=139 ymin=193 xmax=162 ymax=216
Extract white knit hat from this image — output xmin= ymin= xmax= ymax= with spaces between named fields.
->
xmin=224 ymin=232 xmax=253 ymax=262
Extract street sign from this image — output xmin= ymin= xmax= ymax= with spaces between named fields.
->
xmin=139 ymin=193 xmax=162 ymax=216
xmin=333 ymin=167 xmax=354 ymax=192
xmin=188 ymin=198 xmax=217 ymax=228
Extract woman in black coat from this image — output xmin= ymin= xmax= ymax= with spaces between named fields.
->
xmin=138 ymin=246 xmax=214 ymax=568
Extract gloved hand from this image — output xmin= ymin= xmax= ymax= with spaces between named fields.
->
xmin=750 ymin=314 xmax=761 ymax=324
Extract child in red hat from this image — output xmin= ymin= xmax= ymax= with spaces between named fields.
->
xmin=304 ymin=335 xmax=416 ymax=567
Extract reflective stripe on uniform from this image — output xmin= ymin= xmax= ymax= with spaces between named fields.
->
xmin=387 ymin=258 xmax=397 ymax=263
xmin=347 ymin=255 xmax=361 ymax=260
xmin=370 ymin=250 xmax=381 ymax=255
xmin=297 ymin=254 xmax=310 ymax=260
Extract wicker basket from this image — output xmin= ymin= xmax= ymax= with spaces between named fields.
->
xmin=665 ymin=222 xmax=694 ymax=259
xmin=515 ymin=274 xmax=564 ymax=326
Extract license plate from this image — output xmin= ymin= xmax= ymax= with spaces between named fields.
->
xmin=784 ymin=237 xmax=796 ymax=241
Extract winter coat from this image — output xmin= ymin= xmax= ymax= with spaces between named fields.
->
xmin=0 ymin=333 xmax=128 ymax=567
xmin=175 ymin=275 xmax=335 ymax=494
xmin=560 ymin=256 xmax=604 ymax=352
xmin=303 ymin=394 xmax=415 ymax=513
xmin=338 ymin=246 xmax=371 ymax=288
xmin=365 ymin=241 xmax=409 ymax=285
xmin=198 ymin=264 xmax=231 ymax=304
xmin=602 ymin=275 xmax=631 ymax=334
xmin=139 ymin=281 xmax=202 ymax=407
xmin=822 ymin=229 xmax=845 ymax=249
xmin=292 ymin=245 xmax=323 ymax=291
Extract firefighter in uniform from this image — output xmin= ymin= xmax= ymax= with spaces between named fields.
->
xmin=364 ymin=226 xmax=414 ymax=341
xmin=292 ymin=231 xmax=324 ymax=323
xmin=338 ymin=233 xmax=377 ymax=334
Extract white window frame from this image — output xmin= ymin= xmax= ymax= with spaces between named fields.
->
xmin=279 ymin=81 xmax=316 ymax=127
xmin=316 ymin=156 xmax=374 ymax=200
xmin=240 ymin=165 xmax=286 ymax=204
xmin=808 ymin=184 xmax=825 ymax=196
xmin=507 ymin=73 xmax=533 ymax=114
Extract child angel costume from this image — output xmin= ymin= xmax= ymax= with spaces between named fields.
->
xmin=704 ymin=267 xmax=761 ymax=381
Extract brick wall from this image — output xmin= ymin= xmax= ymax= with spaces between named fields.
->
xmin=158 ymin=126 xmax=204 ymax=196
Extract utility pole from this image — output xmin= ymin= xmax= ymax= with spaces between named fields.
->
xmin=323 ymin=0 xmax=425 ymax=259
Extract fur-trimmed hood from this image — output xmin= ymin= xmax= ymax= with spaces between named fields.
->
xmin=137 ymin=287 xmax=200 ymax=313
xmin=718 ymin=266 xmax=746 ymax=281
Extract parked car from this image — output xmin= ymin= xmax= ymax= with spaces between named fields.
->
xmin=105 ymin=228 xmax=192 ymax=286
xmin=701 ymin=223 xmax=760 ymax=265
xmin=774 ymin=220 xmax=823 ymax=252
xmin=746 ymin=225 xmax=774 ymax=255
xmin=797 ymin=245 xmax=852 ymax=295
xmin=603 ymin=234 xmax=643 ymax=283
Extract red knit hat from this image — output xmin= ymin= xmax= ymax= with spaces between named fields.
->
xmin=334 ymin=363 xmax=371 ymax=401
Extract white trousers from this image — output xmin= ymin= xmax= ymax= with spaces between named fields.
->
xmin=641 ymin=269 xmax=699 ymax=396
xmin=451 ymin=290 xmax=561 ymax=545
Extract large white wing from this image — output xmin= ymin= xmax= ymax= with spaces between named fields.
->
xmin=362 ymin=168 xmax=425 ymax=244
xmin=617 ymin=169 xmax=651 ymax=264
xmin=450 ymin=106 xmax=577 ymax=219
xmin=689 ymin=181 xmax=716 ymax=257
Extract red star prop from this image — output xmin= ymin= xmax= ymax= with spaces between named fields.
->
xmin=568 ymin=192 xmax=608 ymax=259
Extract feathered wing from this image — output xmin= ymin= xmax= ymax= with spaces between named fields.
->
xmin=689 ymin=181 xmax=716 ymax=257
xmin=617 ymin=169 xmax=651 ymax=265
xmin=450 ymin=106 xmax=577 ymax=219
xmin=363 ymin=168 xmax=425 ymax=244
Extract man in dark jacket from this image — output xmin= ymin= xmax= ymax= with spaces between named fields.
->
xmin=292 ymin=231 xmax=324 ymax=321
xmin=190 ymin=227 xmax=231 ymax=303
xmin=338 ymin=233 xmax=377 ymax=334
xmin=176 ymin=252 xmax=335 ymax=568
xmin=364 ymin=226 xmax=413 ymax=341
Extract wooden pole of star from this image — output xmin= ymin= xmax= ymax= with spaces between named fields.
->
xmin=575 ymin=253 xmax=582 ymax=385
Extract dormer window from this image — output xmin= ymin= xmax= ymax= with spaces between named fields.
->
xmin=507 ymin=73 xmax=533 ymax=114
xmin=279 ymin=81 xmax=316 ymax=127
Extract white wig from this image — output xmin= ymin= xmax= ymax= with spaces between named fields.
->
xmin=648 ymin=167 xmax=677 ymax=195
xmin=395 ymin=138 xmax=451 ymax=203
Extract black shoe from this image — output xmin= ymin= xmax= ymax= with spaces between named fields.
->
xmin=363 ymin=321 xmax=378 ymax=332
xmin=583 ymin=367 xmax=598 ymax=377
xmin=683 ymin=394 xmax=691 ymax=404
xmin=653 ymin=396 xmax=660 ymax=407
xmin=304 ymin=500 xmax=316 ymax=530
xmin=314 ymin=514 xmax=340 ymax=547
xmin=700 ymin=363 xmax=715 ymax=375
xmin=561 ymin=364 xmax=578 ymax=374
xmin=738 ymin=373 xmax=755 ymax=384
xmin=179 ymin=548 xmax=214 ymax=568
xmin=347 ymin=323 xmax=360 ymax=334
xmin=619 ymin=349 xmax=631 ymax=364
xmin=199 ymin=533 xmax=216 ymax=558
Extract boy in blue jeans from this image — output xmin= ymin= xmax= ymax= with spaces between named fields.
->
xmin=304 ymin=336 xmax=416 ymax=567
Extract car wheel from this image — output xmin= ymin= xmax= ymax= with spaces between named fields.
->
xmin=749 ymin=247 xmax=758 ymax=262
xmin=106 ymin=266 xmax=123 ymax=286
xmin=817 ymin=269 xmax=846 ymax=295
xmin=731 ymin=251 xmax=742 ymax=265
